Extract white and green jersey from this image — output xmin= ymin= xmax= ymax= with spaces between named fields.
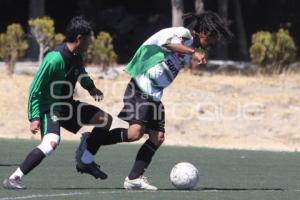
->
xmin=124 ymin=27 xmax=194 ymax=101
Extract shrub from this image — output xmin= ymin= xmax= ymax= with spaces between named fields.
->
xmin=28 ymin=17 xmax=64 ymax=63
xmin=0 ymin=23 xmax=28 ymax=75
xmin=249 ymin=29 xmax=297 ymax=73
xmin=274 ymin=29 xmax=297 ymax=67
xmin=49 ymin=33 xmax=65 ymax=50
xmin=86 ymin=32 xmax=117 ymax=70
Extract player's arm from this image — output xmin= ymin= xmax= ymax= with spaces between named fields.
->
xmin=164 ymin=43 xmax=207 ymax=65
xmin=78 ymin=66 xmax=96 ymax=91
xmin=79 ymin=66 xmax=103 ymax=102
xmin=28 ymin=53 xmax=63 ymax=133
xmin=28 ymin=62 xmax=52 ymax=122
xmin=160 ymin=29 xmax=207 ymax=64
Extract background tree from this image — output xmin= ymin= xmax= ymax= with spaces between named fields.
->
xmin=216 ymin=0 xmax=229 ymax=59
xmin=0 ymin=24 xmax=28 ymax=75
xmin=194 ymin=0 xmax=204 ymax=15
xmin=86 ymin=32 xmax=118 ymax=71
xmin=49 ymin=33 xmax=65 ymax=50
xmin=28 ymin=17 xmax=64 ymax=64
xmin=233 ymin=0 xmax=248 ymax=60
xmin=171 ymin=0 xmax=184 ymax=27
xmin=27 ymin=0 xmax=45 ymax=60
xmin=249 ymin=29 xmax=296 ymax=73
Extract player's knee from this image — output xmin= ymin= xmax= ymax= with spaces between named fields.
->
xmin=93 ymin=112 xmax=112 ymax=130
xmin=37 ymin=133 xmax=60 ymax=156
xmin=127 ymin=129 xmax=144 ymax=141
xmin=127 ymin=124 xmax=145 ymax=141
xmin=158 ymin=134 xmax=165 ymax=145
xmin=128 ymin=132 xmax=144 ymax=141
xmin=149 ymin=132 xmax=165 ymax=146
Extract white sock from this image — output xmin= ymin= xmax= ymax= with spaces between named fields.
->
xmin=81 ymin=149 xmax=94 ymax=164
xmin=9 ymin=168 xmax=24 ymax=180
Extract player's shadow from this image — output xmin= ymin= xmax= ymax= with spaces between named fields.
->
xmin=50 ymin=187 xmax=285 ymax=191
xmin=202 ymin=187 xmax=285 ymax=191
xmin=160 ymin=187 xmax=285 ymax=191
xmin=51 ymin=187 xmax=125 ymax=190
xmin=0 ymin=163 xmax=19 ymax=167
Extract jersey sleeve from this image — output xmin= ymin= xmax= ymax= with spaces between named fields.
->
xmin=27 ymin=52 xmax=63 ymax=121
xmin=157 ymin=28 xmax=193 ymax=47
xmin=79 ymin=66 xmax=96 ymax=92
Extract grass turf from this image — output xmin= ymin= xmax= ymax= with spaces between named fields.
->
xmin=0 ymin=139 xmax=300 ymax=200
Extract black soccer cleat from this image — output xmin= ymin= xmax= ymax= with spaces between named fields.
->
xmin=76 ymin=161 xmax=108 ymax=180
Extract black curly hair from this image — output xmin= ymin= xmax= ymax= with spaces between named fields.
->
xmin=183 ymin=11 xmax=233 ymax=41
xmin=65 ymin=16 xmax=92 ymax=42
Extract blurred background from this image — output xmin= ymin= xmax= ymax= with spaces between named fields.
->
xmin=0 ymin=0 xmax=300 ymax=151
xmin=0 ymin=0 xmax=299 ymax=63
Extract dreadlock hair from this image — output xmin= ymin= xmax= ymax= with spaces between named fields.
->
xmin=182 ymin=11 xmax=233 ymax=41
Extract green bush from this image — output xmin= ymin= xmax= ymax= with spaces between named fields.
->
xmin=0 ymin=23 xmax=28 ymax=75
xmin=86 ymin=32 xmax=117 ymax=69
xmin=249 ymin=29 xmax=297 ymax=73
xmin=49 ymin=33 xmax=65 ymax=50
xmin=28 ymin=17 xmax=64 ymax=63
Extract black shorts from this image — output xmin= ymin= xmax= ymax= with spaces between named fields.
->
xmin=118 ymin=79 xmax=165 ymax=133
xmin=40 ymin=100 xmax=100 ymax=137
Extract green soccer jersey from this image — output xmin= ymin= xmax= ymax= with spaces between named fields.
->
xmin=28 ymin=43 xmax=95 ymax=122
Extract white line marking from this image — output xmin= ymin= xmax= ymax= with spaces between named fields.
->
xmin=0 ymin=190 xmax=195 ymax=200
xmin=0 ymin=191 xmax=122 ymax=200
xmin=1 ymin=189 xmax=296 ymax=200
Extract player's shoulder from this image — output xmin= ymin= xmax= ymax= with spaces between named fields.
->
xmin=39 ymin=51 xmax=65 ymax=72
xmin=43 ymin=51 xmax=64 ymax=65
xmin=159 ymin=27 xmax=192 ymax=38
xmin=160 ymin=27 xmax=190 ymax=33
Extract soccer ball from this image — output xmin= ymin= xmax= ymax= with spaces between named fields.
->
xmin=170 ymin=162 xmax=199 ymax=190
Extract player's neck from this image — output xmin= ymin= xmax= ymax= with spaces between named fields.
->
xmin=66 ymin=42 xmax=79 ymax=54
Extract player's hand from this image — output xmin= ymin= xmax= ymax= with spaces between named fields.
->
xmin=193 ymin=51 xmax=207 ymax=65
xmin=89 ymin=88 xmax=104 ymax=102
xmin=30 ymin=120 xmax=40 ymax=134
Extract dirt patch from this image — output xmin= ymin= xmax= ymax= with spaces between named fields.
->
xmin=1 ymin=71 xmax=300 ymax=152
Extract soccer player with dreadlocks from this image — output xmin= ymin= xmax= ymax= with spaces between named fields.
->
xmin=75 ymin=11 xmax=233 ymax=190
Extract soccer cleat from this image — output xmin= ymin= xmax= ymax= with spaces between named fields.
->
xmin=75 ymin=132 xmax=107 ymax=179
xmin=75 ymin=132 xmax=90 ymax=163
xmin=3 ymin=176 xmax=26 ymax=190
xmin=76 ymin=161 xmax=108 ymax=179
xmin=124 ymin=176 xmax=158 ymax=191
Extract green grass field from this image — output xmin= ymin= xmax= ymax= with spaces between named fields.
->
xmin=0 ymin=139 xmax=300 ymax=200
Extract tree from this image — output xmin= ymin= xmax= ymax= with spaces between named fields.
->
xmin=194 ymin=0 xmax=204 ymax=15
xmin=28 ymin=17 xmax=64 ymax=64
xmin=0 ymin=24 xmax=28 ymax=75
xmin=86 ymin=32 xmax=118 ymax=70
xmin=216 ymin=0 xmax=229 ymax=59
xmin=49 ymin=33 xmax=65 ymax=50
xmin=29 ymin=0 xmax=45 ymax=18
xmin=233 ymin=0 xmax=248 ymax=60
xmin=27 ymin=0 xmax=45 ymax=60
xmin=249 ymin=29 xmax=296 ymax=73
xmin=171 ymin=0 xmax=184 ymax=27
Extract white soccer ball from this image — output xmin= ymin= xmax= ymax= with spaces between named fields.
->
xmin=170 ymin=162 xmax=199 ymax=190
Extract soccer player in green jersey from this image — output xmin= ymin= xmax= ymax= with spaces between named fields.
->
xmin=3 ymin=16 xmax=119 ymax=189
